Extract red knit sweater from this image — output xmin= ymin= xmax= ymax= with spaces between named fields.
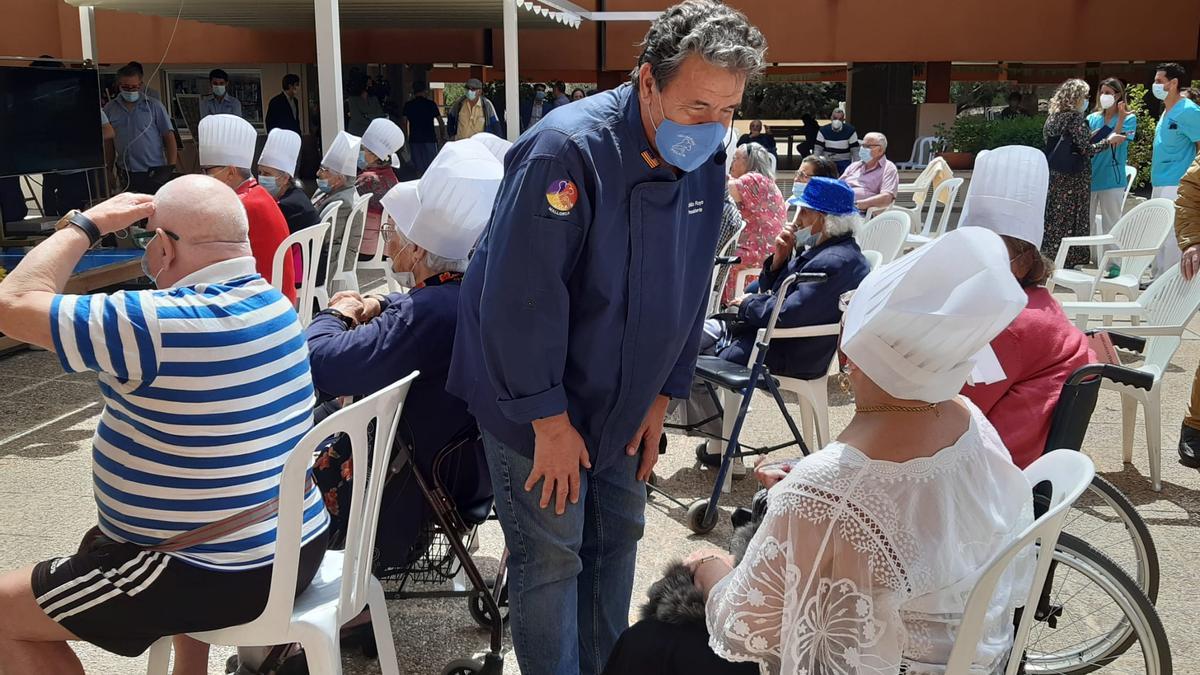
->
xmin=236 ymin=179 xmax=296 ymax=304
xmin=962 ymin=287 xmax=1095 ymax=469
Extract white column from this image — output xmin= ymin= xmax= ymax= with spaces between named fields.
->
xmin=314 ymin=0 xmax=346 ymax=153
xmin=79 ymin=6 xmax=97 ymax=63
xmin=503 ymin=0 xmax=520 ymax=141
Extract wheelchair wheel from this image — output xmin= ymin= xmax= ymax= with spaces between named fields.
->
xmin=1061 ymin=475 xmax=1159 ymax=602
xmin=1023 ymin=533 xmax=1171 ymax=675
xmin=441 ymin=658 xmax=485 ymax=675
xmin=687 ymin=499 xmax=719 ymax=535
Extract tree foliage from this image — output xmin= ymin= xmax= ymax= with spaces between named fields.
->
xmin=739 ymin=82 xmax=846 ymax=119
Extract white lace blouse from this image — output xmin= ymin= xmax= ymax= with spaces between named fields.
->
xmin=706 ymin=399 xmax=1035 ymax=674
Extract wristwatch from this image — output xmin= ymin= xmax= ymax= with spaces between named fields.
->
xmin=59 ymin=209 xmax=101 ymax=247
xmin=315 ymin=307 xmax=355 ymax=331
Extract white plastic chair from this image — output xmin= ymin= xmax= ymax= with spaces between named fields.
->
xmin=903 ymin=177 xmax=964 ymax=250
xmin=356 ymin=203 xmax=402 ymax=293
xmin=945 ymin=450 xmax=1095 ymax=675
xmin=332 ymin=193 xmax=373 ymax=295
xmin=1062 ymin=265 xmax=1200 ymax=491
xmin=1051 ymin=198 xmax=1175 ymax=304
xmin=856 ymin=210 xmax=910 ymax=264
xmin=145 ymin=374 xmax=418 ymax=675
xmin=862 ymin=249 xmax=883 ymax=270
xmin=708 ymin=222 xmax=746 ymax=316
xmin=896 ymin=135 xmax=936 ymax=170
xmin=272 ymin=222 xmax=330 ymax=328
xmin=311 ymin=201 xmax=344 ymax=311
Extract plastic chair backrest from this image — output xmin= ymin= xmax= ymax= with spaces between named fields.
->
xmin=709 ymin=222 xmax=746 ymax=315
xmin=920 ymin=177 xmax=963 ymax=238
xmin=916 ymin=136 xmax=937 ymax=167
xmin=271 ymin=222 xmax=330 ymax=327
xmin=221 ymin=373 xmax=415 ymax=636
xmin=1121 ymin=165 xmax=1137 ymax=209
xmin=862 ymin=249 xmax=883 ymax=270
xmin=944 ymin=450 xmax=1095 ymax=675
xmin=338 ymin=193 xmax=373 ymax=278
xmin=1135 ymin=265 xmax=1200 ymax=376
xmin=857 ymin=211 xmax=909 ymax=264
xmin=316 ymin=201 xmax=343 ymax=285
xmin=1108 ymin=198 xmax=1175 ymax=282
xmin=333 ymin=373 xmax=417 ymax=624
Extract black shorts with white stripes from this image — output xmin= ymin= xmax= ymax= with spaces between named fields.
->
xmin=31 ymin=526 xmax=328 ymax=657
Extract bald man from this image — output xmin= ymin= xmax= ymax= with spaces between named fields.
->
xmin=0 ymin=177 xmax=329 ymax=675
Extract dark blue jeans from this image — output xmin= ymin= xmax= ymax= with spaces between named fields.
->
xmin=410 ymin=142 xmax=439 ymax=174
xmin=482 ymin=430 xmax=647 ymax=675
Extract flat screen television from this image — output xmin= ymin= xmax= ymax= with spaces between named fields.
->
xmin=0 ymin=65 xmax=103 ymax=178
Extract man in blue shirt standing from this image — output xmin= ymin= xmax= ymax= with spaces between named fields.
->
xmin=448 ymin=2 xmax=765 ymax=673
xmin=1151 ymin=62 xmax=1200 ymax=275
xmin=199 ymin=68 xmax=243 ymax=120
xmin=102 ymin=62 xmax=177 ymax=195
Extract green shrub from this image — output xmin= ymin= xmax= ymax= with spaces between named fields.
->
xmin=1127 ymin=84 xmax=1155 ymax=190
xmin=935 ymin=114 xmax=1048 ymax=155
xmin=934 ymin=116 xmax=990 ymax=154
xmin=988 ymin=114 xmax=1047 ymax=149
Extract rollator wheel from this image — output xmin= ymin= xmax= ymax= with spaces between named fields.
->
xmin=687 ymin=499 xmax=719 ymax=535
xmin=441 ymin=657 xmax=485 ymax=675
xmin=468 ymin=588 xmax=510 ymax=628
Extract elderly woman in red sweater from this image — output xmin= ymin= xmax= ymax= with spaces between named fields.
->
xmin=961 ymin=146 xmax=1095 ymax=468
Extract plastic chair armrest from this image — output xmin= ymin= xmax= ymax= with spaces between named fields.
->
xmin=1054 ymin=235 xmax=1117 ymax=269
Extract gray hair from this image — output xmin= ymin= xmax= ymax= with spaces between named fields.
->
xmin=823 ymin=212 xmax=861 ymax=238
xmin=631 ymin=0 xmax=767 ymax=89
xmin=394 ymin=231 xmax=468 ymax=275
xmin=864 ymin=132 xmax=888 ymax=151
xmin=736 ymin=142 xmax=775 ymax=180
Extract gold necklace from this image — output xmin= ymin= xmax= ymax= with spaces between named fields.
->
xmin=855 ymin=403 xmax=941 ymax=417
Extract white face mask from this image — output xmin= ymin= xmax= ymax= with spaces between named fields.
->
xmin=391 ymin=243 xmax=417 ymax=287
xmin=1152 ymin=83 xmax=1169 ymax=100
xmin=1099 ymin=94 xmax=1116 ymax=110
xmin=831 ymin=119 xmax=844 ymax=132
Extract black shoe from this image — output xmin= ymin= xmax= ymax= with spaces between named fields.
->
xmin=695 ymin=441 xmax=722 ymax=468
xmin=1178 ymin=423 xmax=1200 ymax=468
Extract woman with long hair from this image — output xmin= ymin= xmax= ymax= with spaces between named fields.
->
xmin=1043 ymin=78 xmax=1126 ymax=268
xmin=1087 ymin=77 xmax=1137 ymax=277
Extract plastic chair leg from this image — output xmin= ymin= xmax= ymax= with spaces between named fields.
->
xmin=296 ymin=628 xmax=344 ymax=675
xmin=144 ymin=636 xmax=172 ymax=675
xmin=367 ymin=578 xmax=401 ymax=675
xmin=797 ymin=400 xmax=814 ymax=450
xmin=1145 ymin=391 xmax=1162 ymax=492
xmin=1121 ymin=395 xmax=1137 ymax=464
xmin=812 ymin=390 xmax=830 ymax=448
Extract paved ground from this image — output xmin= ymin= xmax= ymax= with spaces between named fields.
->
xmin=2 ymin=291 xmax=1199 ymax=674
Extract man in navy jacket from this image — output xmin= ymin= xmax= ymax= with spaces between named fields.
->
xmin=447 ymin=2 xmax=766 ymax=673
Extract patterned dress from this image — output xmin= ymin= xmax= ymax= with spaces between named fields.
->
xmin=723 ymin=172 xmax=787 ymax=304
xmin=1043 ymin=111 xmax=1108 ymax=268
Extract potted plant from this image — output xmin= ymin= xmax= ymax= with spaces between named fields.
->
xmin=933 ymin=117 xmax=989 ymax=169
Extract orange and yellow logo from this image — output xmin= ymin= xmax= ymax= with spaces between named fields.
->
xmin=546 ymin=179 xmax=578 ymax=215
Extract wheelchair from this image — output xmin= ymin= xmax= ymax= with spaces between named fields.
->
xmin=651 ymin=272 xmax=826 ymax=534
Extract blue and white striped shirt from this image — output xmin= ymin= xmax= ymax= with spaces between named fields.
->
xmin=50 ymin=257 xmax=329 ymax=571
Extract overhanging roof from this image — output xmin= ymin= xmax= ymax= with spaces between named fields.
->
xmin=66 ymin=0 xmax=581 ymax=30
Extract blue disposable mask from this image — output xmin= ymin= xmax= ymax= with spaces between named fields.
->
xmin=535 ymin=90 xmax=546 ymax=101
xmin=467 ymin=90 xmax=479 ymax=102
xmin=258 ymin=175 xmax=279 ymax=193
xmin=358 ymin=151 xmax=368 ymax=170
xmin=120 ymin=90 xmax=140 ymax=103
xmin=140 ymin=240 xmax=162 ymax=285
xmin=1152 ymin=83 xmax=1168 ymax=101
xmin=792 ymin=181 xmax=806 ymax=199
xmin=859 ymin=146 xmax=873 ymax=163
xmin=316 ymin=178 xmax=333 ymax=193
xmin=1079 ymin=99 xmax=1090 ymax=113
xmin=212 ymin=85 xmax=226 ymax=97
xmin=651 ymin=89 xmax=728 ymax=173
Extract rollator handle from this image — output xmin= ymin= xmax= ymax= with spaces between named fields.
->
xmin=714 ymin=255 xmax=741 ymax=266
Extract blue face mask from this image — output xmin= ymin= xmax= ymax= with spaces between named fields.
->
xmin=859 ymin=146 xmax=873 ymax=163
xmin=258 ymin=175 xmax=279 ymax=193
xmin=535 ymin=90 xmax=546 ymax=101
xmin=651 ymin=89 xmax=728 ymax=173
xmin=792 ymin=181 xmax=806 ymax=199
xmin=140 ymin=238 xmax=162 ymax=286
xmin=120 ymin=90 xmax=140 ymax=103
xmin=357 ymin=151 xmax=368 ymax=170
xmin=316 ymin=178 xmax=332 ymax=193
xmin=1152 ymin=83 xmax=1168 ymax=101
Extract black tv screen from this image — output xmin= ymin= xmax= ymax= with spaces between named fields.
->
xmin=0 ymin=66 xmax=104 ymax=178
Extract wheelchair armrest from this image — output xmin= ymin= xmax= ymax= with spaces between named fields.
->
xmin=1101 ymin=363 xmax=1155 ymax=391
xmin=758 ymin=323 xmax=841 ymax=341
xmin=710 ymin=312 xmax=741 ymax=323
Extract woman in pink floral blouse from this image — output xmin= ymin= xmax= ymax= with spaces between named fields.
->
xmin=723 ymin=142 xmax=786 ymax=304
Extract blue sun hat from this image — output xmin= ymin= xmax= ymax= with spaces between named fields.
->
xmin=787 ymin=176 xmax=857 ymax=216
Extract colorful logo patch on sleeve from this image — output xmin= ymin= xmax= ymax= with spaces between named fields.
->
xmin=546 ymin=179 xmax=579 ymax=216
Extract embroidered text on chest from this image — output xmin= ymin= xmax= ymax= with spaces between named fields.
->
xmin=688 ymin=200 xmax=705 ymax=215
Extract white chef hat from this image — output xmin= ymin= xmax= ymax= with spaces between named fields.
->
xmin=379 ymin=138 xmax=503 ymax=260
xmin=470 ymin=132 xmax=513 ymax=164
xmin=321 ymin=131 xmax=362 ymax=177
xmin=257 ymin=128 xmax=302 ymax=176
xmin=959 ymin=145 xmax=1049 ymax=249
xmin=840 ymin=227 xmax=1028 ymax=403
xmin=361 ymin=118 xmax=406 ymax=168
xmin=198 ymin=114 xmax=257 ymax=169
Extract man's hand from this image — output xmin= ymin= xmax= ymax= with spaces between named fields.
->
xmin=727 ymin=294 xmax=748 ymax=308
xmin=753 ymin=456 xmax=798 ymax=489
xmin=528 ymin=413 xmax=592 ymax=515
xmin=1183 ymin=245 xmax=1200 ymax=281
xmin=772 ymin=225 xmax=796 ymax=271
xmin=329 ymin=291 xmax=366 ymax=325
xmin=627 ymin=394 xmax=670 ymax=481
xmin=360 ymin=295 xmax=386 ymax=323
xmin=82 ymin=193 xmax=156 ymax=235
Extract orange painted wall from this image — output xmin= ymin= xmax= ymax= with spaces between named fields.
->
xmin=491 ymin=23 xmax=601 ymax=78
xmin=605 ymin=0 xmax=1200 ymax=70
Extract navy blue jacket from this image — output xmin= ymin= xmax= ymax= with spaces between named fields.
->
xmin=448 ymin=83 xmax=724 ymax=466
xmin=307 ymin=276 xmax=473 ymax=456
xmin=720 ymin=234 xmax=870 ymax=380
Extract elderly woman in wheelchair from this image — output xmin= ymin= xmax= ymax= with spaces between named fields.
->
xmin=606 ymin=228 xmax=1037 ymax=675
xmin=691 ymin=177 xmax=871 ymax=466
